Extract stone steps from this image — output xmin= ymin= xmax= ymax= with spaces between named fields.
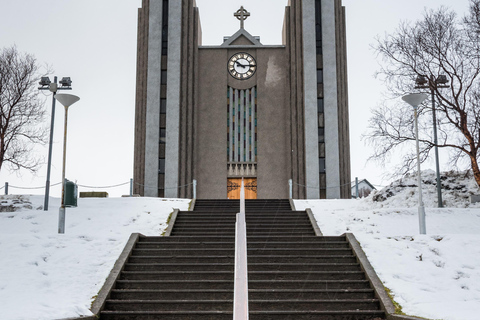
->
xmin=100 ymin=199 xmax=238 ymax=319
xmin=99 ymin=199 xmax=386 ymax=320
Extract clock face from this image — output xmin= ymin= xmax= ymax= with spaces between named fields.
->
xmin=228 ymin=52 xmax=257 ymax=80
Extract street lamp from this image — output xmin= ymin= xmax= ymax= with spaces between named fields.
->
xmin=415 ymin=75 xmax=449 ymax=208
xmin=54 ymin=93 xmax=80 ymax=234
xmin=38 ymin=76 xmax=72 ymax=211
xmin=402 ymin=93 xmax=429 ymax=234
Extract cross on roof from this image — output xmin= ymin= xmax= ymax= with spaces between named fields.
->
xmin=234 ymin=6 xmax=250 ymax=29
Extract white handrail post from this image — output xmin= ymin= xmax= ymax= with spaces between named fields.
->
xmin=193 ymin=179 xmax=197 ymax=199
xmin=233 ymin=178 xmax=249 ymax=320
xmin=289 ymin=179 xmax=293 ymax=199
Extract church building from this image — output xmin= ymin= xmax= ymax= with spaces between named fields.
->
xmin=133 ymin=0 xmax=351 ymax=199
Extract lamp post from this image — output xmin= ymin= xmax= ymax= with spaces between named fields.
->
xmin=54 ymin=93 xmax=80 ymax=234
xmin=415 ymin=75 xmax=449 ymax=208
xmin=402 ymin=93 xmax=429 ymax=234
xmin=38 ymin=76 xmax=72 ymax=211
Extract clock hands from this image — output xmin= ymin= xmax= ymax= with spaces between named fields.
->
xmin=235 ymin=61 xmax=249 ymax=69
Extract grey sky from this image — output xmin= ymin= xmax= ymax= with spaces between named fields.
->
xmin=0 ymin=0 xmax=470 ymax=197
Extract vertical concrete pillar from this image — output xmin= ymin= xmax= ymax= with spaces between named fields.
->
xmin=164 ymin=0 xmax=182 ymax=198
xmin=322 ymin=0 xmax=341 ymax=199
xmin=144 ymin=0 xmax=163 ymax=197
xmin=302 ymin=0 xmax=320 ymax=199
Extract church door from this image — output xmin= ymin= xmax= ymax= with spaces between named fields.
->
xmin=227 ymin=178 xmax=257 ymax=199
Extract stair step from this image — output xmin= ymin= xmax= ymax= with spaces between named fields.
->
xmin=245 ymin=221 xmax=312 ymax=225
xmin=170 ymin=231 xmax=235 ymax=236
xmin=246 ymin=236 xmax=344 ymax=242
xmin=100 ymin=311 xmax=233 ymax=320
xmin=247 ymin=248 xmax=352 ymax=255
xmin=132 ymin=248 xmax=234 ymax=256
xmin=174 ymin=219 xmax=236 ymax=222
xmin=175 ymin=215 xmax=236 ymax=219
xmin=171 ymin=229 xmax=236 ymax=232
xmin=248 ymin=271 xmax=365 ymax=281
xmin=248 ymin=263 xmax=361 ymax=272
xmin=129 ymin=256 xmax=234 ymax=264
xmin=139 ymin=236 xmax=235 ymax=242
xmin=247 ymin=232 xmax=317 ymax=237
xmin=246 ymin=223 xmax=313 ymax=228
xmin=190 ymin=210 xmax=238 ymax=212
xmin=172 ymin=224 xmax=235 ymax=229
xmin=248 ymin=255 xmax=357 ymax=264
xmin=245 ymin=213 xmax=305 ymax=216
xmin=245 ymin=216 xmax=310 ymax=220
xmin=110 ymin=289 xmax=233 ymax=300
xmin=124 ymin=263 xmax=234 ymax=271
xmin=115 ymin=280 xmax=233 ymax=290
xmin=172 ymin=226 xmax=236 ymax=230
xmin=247 ymin=242 xmax=349 ymax=248
xmin=136 ymin=242 xmax=235 ymax=249
xmin=104 ymin=299 xmax=233 ymax=311
xmin=248 ymin=280 xmax=371 ymax=290
xmin=248 ymin=310 xmax=385 ymax=320
xmin=249 ymin=299 xmax=380 ymax=311
xmin=176 ymin=215 xmax=237 ymax=218
xmin=247 ymin=226 xmax=313 ymax=230
xmin=248 ymin=289 xmax=375 ymax=300
xmin=109 ymin=289 xmax=376 ymax=301
xmin=120 ymin=271 xmax=234 ymax=281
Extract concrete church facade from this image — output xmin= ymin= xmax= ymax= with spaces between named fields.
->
xmin=133 ymin=0 xmax=351 ymax=200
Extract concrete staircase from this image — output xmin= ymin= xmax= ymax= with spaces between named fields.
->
xmin=99 ymin=199 xmax=386 ymax=319
xmin=246 ymin=199 xmax=385 ymax=319
xmin=100 ymin=199 xmax=237 ymax=319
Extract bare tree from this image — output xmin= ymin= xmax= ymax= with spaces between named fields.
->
xmin=366 ymin=0 xmax=480 ymax=188
xmin=465 ymin=0 xmax=480 ymax=33
xmin=0 ymin=46 xmax=47 ymax=173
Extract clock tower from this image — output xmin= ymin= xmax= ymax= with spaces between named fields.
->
xmin=133 ymin=0 xmax=351 ymax=200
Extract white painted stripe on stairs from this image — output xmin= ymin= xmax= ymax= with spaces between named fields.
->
xmin=234 ymin=178 xmax=249 ymax=320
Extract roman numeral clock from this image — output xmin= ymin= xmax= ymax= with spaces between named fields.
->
xmin=228 ymin=52 xmax=257 ymax=80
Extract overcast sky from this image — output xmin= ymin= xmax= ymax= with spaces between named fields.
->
xmin=0 ymin=0 xmax=470 ymax=198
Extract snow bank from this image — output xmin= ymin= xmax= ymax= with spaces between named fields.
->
xmin=0 ymin=196 xmax=190 ymax=320
xmin=367 ymin=170 xmax=480 ymax=208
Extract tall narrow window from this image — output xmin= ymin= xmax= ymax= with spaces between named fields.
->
xmin=160 ymin=99 xmax=167 ymax=114
xmin=158 ymin=158 xmax=165 ymax=174
xmin=317 ymin=70 xmax=323 ymax=83
xmin=316 ymin=0 xmax=326 ymax=198
xmin=159 ymin=129 xmax=166 ymax=144
xmin=318 ymin=128 xmax=325 ymax=143
xmin=227 ymin=86 xmax=257 ymax=163
xmin=161 ymin=0 xmax=169 ymax=55
xmin=317 ymin=99 xmax=324 ymax=113
xmin=158 ymin=0 xmax=169 ymax=198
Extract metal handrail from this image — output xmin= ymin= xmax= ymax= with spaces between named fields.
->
xmin=233 ymin=178 xmax=249 ymax=320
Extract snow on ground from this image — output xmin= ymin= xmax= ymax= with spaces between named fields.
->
xmin=1 ymin=170 xmax=479 ymax=320
xmin=295 ymin=171 xmax=480 ymax=320
xmin=0 ymin=196 xmax=190 ymax=320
